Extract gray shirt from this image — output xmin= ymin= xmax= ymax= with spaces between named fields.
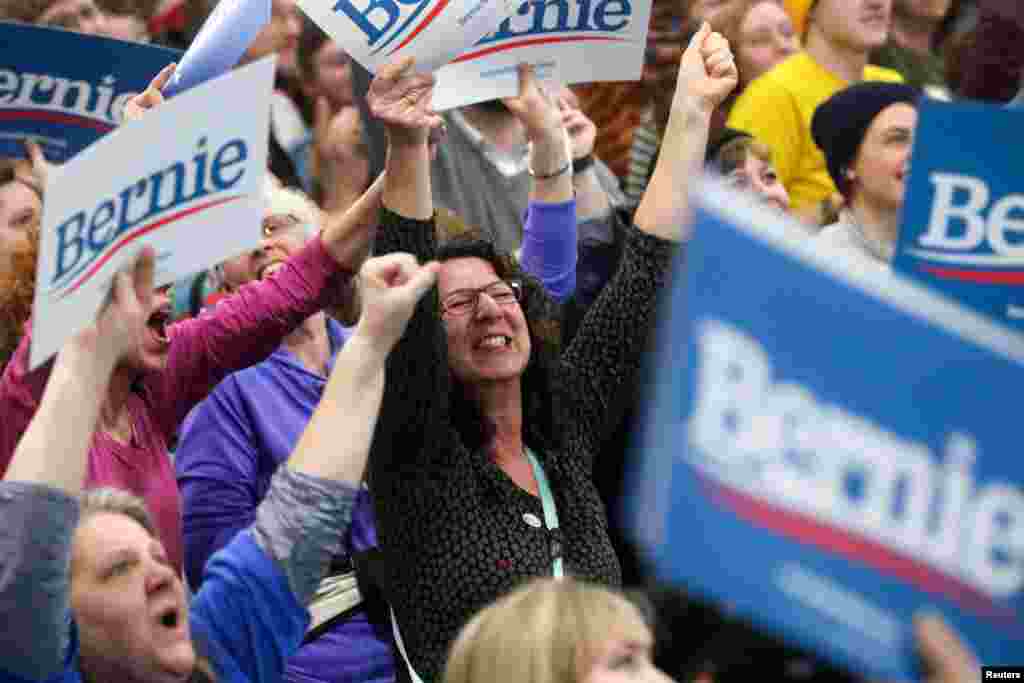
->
xmin=814 ymin=213 xmax=894 ymax=275
xmin=352 ymin=62 xmax=625 ymax=254
xmin=431 ymin=110 xmax=624 ymax=253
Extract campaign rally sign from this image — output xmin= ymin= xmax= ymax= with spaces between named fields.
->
xmin=627 ymin=180 xmax=1024 ymax=681
xmin=30 ymin=57 xmax=276 ymax=369
xmin=299 ymin=0 xmax=649 ymax=109
xmin=0 ymin=22 xmax=180 ymax=162
xmin=431 ymin=0 xmax=651 ymax=109
xmin=894 ymin=98 xmax=1024 ymax=330
xmin=163 ymin=0 xmax=270 ymax=97
xmin=297 ymin=0 xmax=513 ymax=77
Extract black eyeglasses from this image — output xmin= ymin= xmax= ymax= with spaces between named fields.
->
xmin=440 ymin=279 xmax=523 ymax=318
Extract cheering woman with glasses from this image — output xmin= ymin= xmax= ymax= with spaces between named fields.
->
xmin=363 ymin=22 xmax=739 ymax=683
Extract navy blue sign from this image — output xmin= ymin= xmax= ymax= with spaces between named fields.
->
xmin=628 ymin=182 xmax=1024 ymax=682
xmin=894 ymin=98 xmax=1024 ymax=330
xmin=0 ymin=22 xmax=180 ymax=162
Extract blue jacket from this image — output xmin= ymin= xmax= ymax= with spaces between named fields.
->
xmin=0 ymin=532 xmax=309 ymax=683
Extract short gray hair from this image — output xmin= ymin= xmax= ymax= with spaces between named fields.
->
xmin=79 ymin=487 xmax=156 ymax=537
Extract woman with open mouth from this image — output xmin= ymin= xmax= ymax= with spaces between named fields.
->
xmin=0 ymin=245 xmax=438 ymax=683
xmin=0 ymin=64 xmax=387 ymax=576
xmin=361 ymin=24 xmax=737 ymax=683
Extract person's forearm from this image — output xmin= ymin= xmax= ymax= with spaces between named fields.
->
xmin=4 ymin=343 xmax=115 ymax=495
xmin=573 ymin=166 xmax=612 ymax=221
xmin=251 ymin=332 xmax=385 ymax=608
xmin=633 ymin=101 xmax=710 ymax=243
xmin=384 ymin=137 xmax=432 ymax=220
xmin=0 ymin=325 xmax=52 ymax=478
xmin=529 ymin=129 xmax=573 ymax=204
xmin=319 ymin=160 xmax=370 ymax=215
xmin=320 ymin=173 xmax=386 ymax=269
xmin=286 ymin=333 xmax=385 ymax=484
xmin=249 ymin=468 xmax=359 ymax=610
xmin=520 ymin=200 xmax=577 ymax=302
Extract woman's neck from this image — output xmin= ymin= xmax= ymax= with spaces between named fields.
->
xmin=805 ymin=27 xmax=869 ymax=84
xmin=473 ymin=378 xmax=524 ymax=465
xmin=282 ymin=312 xmax=332 ymax=376
xmin=851 ymin=197 xmax=901 ymax=257
xmin=98 ymin=364 xmax=138 ymax=444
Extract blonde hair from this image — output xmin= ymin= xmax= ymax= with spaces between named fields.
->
xmin=445 ymin=578 xmax=651 ymax=683
xmin=715 ymin=136 xmax=776 ymax=175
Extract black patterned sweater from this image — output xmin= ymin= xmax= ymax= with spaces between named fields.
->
xmin=369 ymin=207 xmax=677 ymax=681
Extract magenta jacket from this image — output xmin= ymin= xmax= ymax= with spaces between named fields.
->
xmin=0 ymin=236 xmax=349 ymax=573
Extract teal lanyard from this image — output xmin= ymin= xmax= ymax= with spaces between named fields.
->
xmin=525 ymin=448 xmax=564 ymax=578
xmin=391 ymin=448 xmax=564 ymax=683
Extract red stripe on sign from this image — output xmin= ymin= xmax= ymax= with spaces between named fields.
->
xmin=921 ymin=265 xmax=1024 ymax=285
xmin=0 ymin=109 xmax=114 ymax=133
xmin=451 ymin=35 xmax=625 ymax=64
xmin=388 ymin=0 xmax=453 ymax=55
xmin=698 ymin=472 xmax=1023 ymax=630
xmin=56 ymin=194 xmax=245 ymax=300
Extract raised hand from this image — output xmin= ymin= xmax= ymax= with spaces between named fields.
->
xmin=502 ymin=63 xmax=564 ymax=144
xmin=558 ymin=96 xmax=597 ymax=162
xmin=73 ymin=247 xmax=155 ymax=366
xmin=122 ymin=63 xmax=176 ymax=123
xmin=367 ymin=57 xmax=443 ymax=145
xmin=313 ymin=98 xmax=366 ymax=166
xmin=354 ymin=253 xmax=439 ymax=351
xmin=913 ymin=613 xmax=979 ymax=683
xmin=16 ymin=140 xmax=51 ymax=196
xmin=675 ymin=22 xmax=738 ymax=115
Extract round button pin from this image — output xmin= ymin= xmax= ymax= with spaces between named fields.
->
xmin=523 ymin=512 xmax=542 ymax=528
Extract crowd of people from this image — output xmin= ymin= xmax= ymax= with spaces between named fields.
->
xmin=1 ymin=0 xmax=1020 ymax=681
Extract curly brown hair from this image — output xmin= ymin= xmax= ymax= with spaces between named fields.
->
xmin=0 ymin=195 xmax=39 ymax=371
xmin=436 ymin=231 xmax=564 ymax=458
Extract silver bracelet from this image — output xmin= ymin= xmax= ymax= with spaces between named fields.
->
xmin=527 ymin=159 xmax=571 ymax=180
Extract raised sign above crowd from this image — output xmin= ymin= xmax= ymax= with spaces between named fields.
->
xmin=0 ymin=21 xmax=181 ymax=162
xmin=628 ymin=179 xmax=1024 ymax=682
xmin=298 ymin=0 xmax=650 ymax=108
xmin=895 ymin=99 xmax=1024 ymax=330
xmin=30 ymin=57 xmax=276 ymax=369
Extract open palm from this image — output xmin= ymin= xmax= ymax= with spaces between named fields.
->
xmin=367 ymin=57 xmax=443 ymax=137
xmin=502 ymin=64 xmax=562 ymax=142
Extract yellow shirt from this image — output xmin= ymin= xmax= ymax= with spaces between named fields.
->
xmin=727 ymin=52 xmax=904 ymax=213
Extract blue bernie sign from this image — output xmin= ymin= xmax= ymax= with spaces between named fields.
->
xmin=0 ymin=22 xmax=180 ymax=162
xmin=627 ymin=180 xmax=1024 ymax=682
xmin=894 ymin=98 xmax=1024 ymax=330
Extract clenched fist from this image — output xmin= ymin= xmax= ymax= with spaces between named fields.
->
xmin=674 ymin=22 xmax=739 ymax=115
xmin=354 ymin=253 xmax=439 ymax=351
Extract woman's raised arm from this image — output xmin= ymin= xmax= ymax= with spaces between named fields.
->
xmin=0 ymin=249 xmax=156 ymax=681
